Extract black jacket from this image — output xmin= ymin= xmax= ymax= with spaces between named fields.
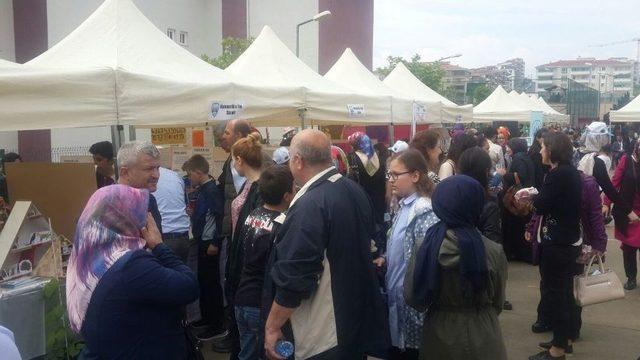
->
xmin=504 ymin=152 xmax=535 ymax=188
xmin=226 ymin=181 xmax=263 ymax=299
xmin=534 ymin=165 xmax=582 ymax=246
xmin=479 ymin=196 xmax=502 ymax=244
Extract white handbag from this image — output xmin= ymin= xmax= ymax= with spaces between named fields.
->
xmin=574 ymin=254 xmax=625 ymax=307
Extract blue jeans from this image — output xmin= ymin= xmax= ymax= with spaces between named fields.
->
xmin=235 ymin=306 xmax=261 ymax=360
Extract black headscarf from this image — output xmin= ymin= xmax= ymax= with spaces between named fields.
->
xmin=411 ymin=175 xmax=488 ymax=306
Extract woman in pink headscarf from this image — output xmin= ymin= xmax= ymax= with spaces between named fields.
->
xmin=66 ymin=185 xmax=198 ymax=359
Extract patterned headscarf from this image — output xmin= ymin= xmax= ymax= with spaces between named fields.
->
xmin=347 ymin=132 xmax=375 ymax=159
xmin=497 ymin=126 xmax=511 ymax=141
xmin=331 ymin=145 xmax=350 ymax=176
xmin=66 ymin=185 xmax=149 ymax=333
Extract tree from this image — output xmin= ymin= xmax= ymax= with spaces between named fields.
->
xmin=471 ymin=84 xmax=492 ymax=105
xmin=201 ymin=37 xmax=254 ymax=69
xmin=375 ymin=54 xmax=446 ymax=95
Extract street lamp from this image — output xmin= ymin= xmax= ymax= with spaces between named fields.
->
xmin=296 ymin=11 xmax=332 ymax=57
xmin=435 ymin=53 xmax=462 ymax=62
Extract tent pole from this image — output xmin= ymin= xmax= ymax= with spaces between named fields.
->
xmin=298 ymin=108 xmax=306 ymax=129
xmin=389 ymin=124 xmax=395 ymax=144
xmin=111 ymin=125 xmax=124 ymax=181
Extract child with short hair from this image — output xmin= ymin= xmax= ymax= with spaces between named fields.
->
xmin=234 ymin=165 xmax=295 ymax=360
xmin=186 ymin=155 xmax=227 ymax=341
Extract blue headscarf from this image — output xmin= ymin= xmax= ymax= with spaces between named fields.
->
xmin=347 ymin=132 xmax=375 ymax=159
xmin=411 ymin=175 xmax=488 ymax=306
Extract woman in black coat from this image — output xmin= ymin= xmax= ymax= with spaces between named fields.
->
xmin=528 ymin=132 xmax=582 ymax=360
xmin=501 ymin=138 xmax=535 ymax=262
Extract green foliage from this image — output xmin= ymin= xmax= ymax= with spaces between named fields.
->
xmin=44 ymin=279 xmax=84 ymax=359
xmin=471 ymin=84 xmax=493 ymax=105
xmin=375 ymin=54 xmax=447 ymax=95
xmin=201 ymin=37 xmax=254 ymax=69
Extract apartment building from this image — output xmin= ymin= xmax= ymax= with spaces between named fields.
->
xmin=535 ymin=57 xmax=635 ymax=100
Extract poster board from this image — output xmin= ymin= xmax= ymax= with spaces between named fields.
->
xmin=5 ymin=163 xmax=96 ymax=240
xmin=59 ymin=155 xmax=93 ymax=164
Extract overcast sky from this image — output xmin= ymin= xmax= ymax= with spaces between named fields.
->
xmin=373 ymin=0 xmax=639 ymax=76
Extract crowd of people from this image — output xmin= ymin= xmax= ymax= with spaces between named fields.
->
xmin=60 ymin=118 xmax=640 ymax=360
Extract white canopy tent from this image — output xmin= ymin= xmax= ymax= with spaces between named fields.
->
xmin=473 ymin=85 xmax=532 ymax=123
xmin=610 ymin=94 xmax=640 ymax=122
xmin=0 ymin=0 xmax=300 ymax=131
xmin=226 ymin=26 xmax=391 ymax=126
xmin=382 ymin=62 xmax=473 ymax=123
xmin=0 ymin=59 xmax=20 ymax=68
xmin=532 ymin=96 xmax=570 ymax=123
xmin=324 ymin=48 xmax=414 ymax=124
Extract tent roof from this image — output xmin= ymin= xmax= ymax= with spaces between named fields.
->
xmin=383 ymin=62 xmax=456 ymax=107
xmin=325 ymin=48 xmax=397 ymax=97
xmin=473 ymin=85 xmax=531 ymax=122
xmin=324 ymin=48 xmax=415 ymax=123
xmin=382 ymin=62 xmax=473 ymax=123
xmin=1 ymin=0 xmax=301 ymax=130
xmin=611 ymin=94 xmax=640 ymax=122
xmin=227 ymin=26 xmax=390 ymax=124
xmin=0 ymin=59 xmax=20 ymax=68
xmin=27 ymin=0 xmax=229 ymax=84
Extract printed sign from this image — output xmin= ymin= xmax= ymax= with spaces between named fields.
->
xmin=529 ymin=112 xmax=544 ymax=147
xmin=412 ymin=103 xmax=427 ymax=123
xmin=347 ymin=104 xmax=366 ymax=118
xmin=208 ymin=102 xmax=244 ymax=121
xmin=151 ymin=128 xmax=187 ymax=145
xmin=190 ymin=126 xmax=214 ymax=148
xmin=170 ymin=147 xmax=192 ymax=172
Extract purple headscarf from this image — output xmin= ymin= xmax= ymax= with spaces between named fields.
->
xmin=451 ymin=123 xmax=465 ymax=139
xmin=66 ymin=185 xmax=149 ymax=333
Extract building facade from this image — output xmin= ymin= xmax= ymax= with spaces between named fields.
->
xmin=535 ymin=57 xmax=635 ymax=99
xmin=440 ymin=62 xmax=471 ymax=105
xmin=0 ymin=0 xmax=373 ymax=161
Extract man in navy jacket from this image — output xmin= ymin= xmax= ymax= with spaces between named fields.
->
xmin=264 ymin=129 xmax=390 ymax=360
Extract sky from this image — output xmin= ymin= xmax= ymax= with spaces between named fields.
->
xmin=373 ymin=0 xmax=639 ymax=77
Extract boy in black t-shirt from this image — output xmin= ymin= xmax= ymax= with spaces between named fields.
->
xmin=234 ymin=165 xmax=294 ymax=360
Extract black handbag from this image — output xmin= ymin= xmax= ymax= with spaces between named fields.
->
xmin=183 ymin=321 xmax=205 ymax=360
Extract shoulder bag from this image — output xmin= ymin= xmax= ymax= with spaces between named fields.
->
xmin=574 ymin=254 xmax=625 ymax=307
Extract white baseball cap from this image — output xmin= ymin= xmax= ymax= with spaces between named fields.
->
xmin=273 ymin=147 xmax=291 ymax=165
xmin=388 ymin=140 xmax=409 ymax=154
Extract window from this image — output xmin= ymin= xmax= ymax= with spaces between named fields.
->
xmin=179 ymin=31 xmax=188 ymax=46
xmin=167 ymin=28 xmax=176 ymax=40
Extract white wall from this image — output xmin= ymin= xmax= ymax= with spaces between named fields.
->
xmin=0 ymin=0 xmax=15 ymax=61
xmin=46 ymin=0 xmax=223 ymax=59
xmin=248 ymin=0 xmax=319 ymax=71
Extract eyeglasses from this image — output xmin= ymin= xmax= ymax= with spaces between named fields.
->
xmin=386 ymin=170 xmax=412 ymax=181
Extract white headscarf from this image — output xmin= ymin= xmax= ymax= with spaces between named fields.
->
xmin=581 ymin=121 xmax=610 ymax=153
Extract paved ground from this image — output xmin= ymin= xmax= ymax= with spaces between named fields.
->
xmin=203 ymin=226 xmax=640 ymax=359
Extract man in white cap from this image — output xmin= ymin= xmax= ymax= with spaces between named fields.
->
xmin=272 ymin=147 xmax=290 ymax=166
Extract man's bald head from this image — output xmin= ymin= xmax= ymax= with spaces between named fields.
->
xmin=290 ymin=129 xmax=332 ymax=167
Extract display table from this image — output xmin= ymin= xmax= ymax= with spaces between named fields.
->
xmin=0 ymin=278 xmax=50 ymax=359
